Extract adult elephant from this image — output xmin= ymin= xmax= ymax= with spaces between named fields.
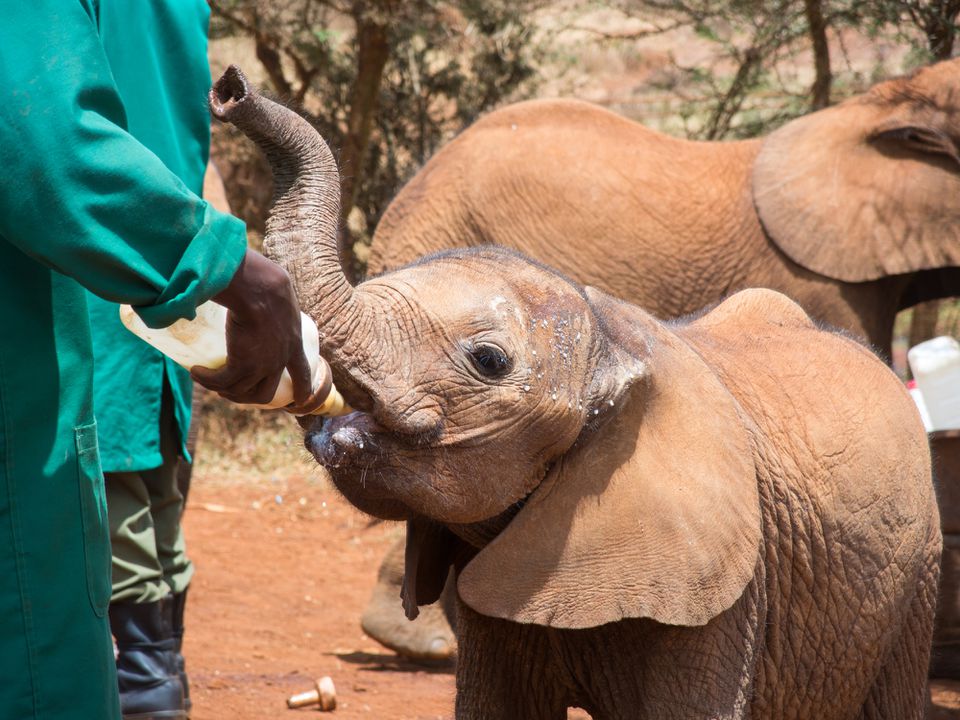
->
xmin=360 ymin=58 xmax=960 ymax=663
xmin=371 ymin=58 xmax=960 ymax=354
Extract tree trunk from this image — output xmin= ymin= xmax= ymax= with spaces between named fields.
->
xmin=335 ymin=16 xmax=391 ymax=281
xmin=803 ymin=0 xmax=831 ymax=110
xmin=704 ymin=47 xmax=761 ymax=140
xmin=255 ymin=35 xmax=295 ymax=99
xmin=915 ymin=0 xmax=960 ymax=60
xmin=340 ymin=18 xmax=391 ymax=224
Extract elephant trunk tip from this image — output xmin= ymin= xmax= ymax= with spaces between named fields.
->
xmin=209 ymin=64 xmax=251 ymax=121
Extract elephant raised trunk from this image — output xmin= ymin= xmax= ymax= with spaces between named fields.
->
xmin=208 ymin=65 xmax=353 ymax=332
xmin=210 ymin=66 xmax=380 ymax=408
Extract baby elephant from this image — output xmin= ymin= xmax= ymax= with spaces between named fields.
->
xmin=211 ymin=66 xmax=940 ymax=720
xmin=312 ymin=273 xmax=940 ymax=720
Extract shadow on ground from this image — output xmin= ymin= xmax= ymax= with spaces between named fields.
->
xmin=334 ymin=650 xmax=455 ymax=675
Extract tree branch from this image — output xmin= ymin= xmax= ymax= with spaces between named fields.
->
xmin=566 ymin=18 xmax=687 ymax=40
xmin=254 ymin=35 xmax=295 ymax=98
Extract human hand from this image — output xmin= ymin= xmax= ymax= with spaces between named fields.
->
xmin=191 ymin=249 xmax=313 ymax=408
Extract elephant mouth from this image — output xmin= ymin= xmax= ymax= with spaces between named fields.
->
xmin=304 ymin=411 xmax=420 ymax=521
xmin=304 ymin=411 xmax=384 ymax=469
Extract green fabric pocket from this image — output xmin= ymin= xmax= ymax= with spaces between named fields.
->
xmin=75 ymin=422 xmax=111 ymax=617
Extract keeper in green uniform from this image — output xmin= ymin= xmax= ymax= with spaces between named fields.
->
xmin=87 ymin=2 xmax=228 ymax=718
xmin=0 ymin=2 xmax=321 ymax=719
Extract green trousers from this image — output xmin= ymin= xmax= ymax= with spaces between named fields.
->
xmin=106 ymin=388 xmax=193 ymax=603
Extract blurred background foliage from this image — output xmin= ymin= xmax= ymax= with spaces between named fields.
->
xmin=208 ymin=0 xmax=551 ymax=277
xmin=602 ymin=0 xmax=959 ymax=138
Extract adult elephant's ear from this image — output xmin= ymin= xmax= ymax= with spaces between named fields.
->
xmin=752 ymin=73 xmax=960 ymax=282
xmin=457 ymin=288 xmax=761 ymax=629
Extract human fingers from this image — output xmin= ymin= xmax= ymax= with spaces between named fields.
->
xmin=286 ymin=346 xmax=314 ymax=407
xmin=218 ymin=371 xmax=284 ymax=406
xmin=192 ymin=361 xmax=280 ymax=404
xmin=190 ymin=364 xmax=246 ymax=393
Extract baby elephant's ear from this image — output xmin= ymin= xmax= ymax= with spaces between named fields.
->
xmin=458 ymin=289 xmax=761 ymax=629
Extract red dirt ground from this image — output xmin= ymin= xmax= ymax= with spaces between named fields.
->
xmin=183 ymin=472 xmax=959 ymax=720
xmin=183 ymin=472 xmax=456 ymax=720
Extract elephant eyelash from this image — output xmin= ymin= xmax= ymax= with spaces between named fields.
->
xmin=465 ymin=342 xmax=513 ymax=379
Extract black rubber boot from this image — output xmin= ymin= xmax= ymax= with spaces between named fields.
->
xmin=110 ymin=596 xmax=186 ymax=720
xmin=170 ymin=590 xmax=191 ymax=716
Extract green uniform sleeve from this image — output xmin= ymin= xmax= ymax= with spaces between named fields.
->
xmin=0 ymin=0 xmax=246 ymax=328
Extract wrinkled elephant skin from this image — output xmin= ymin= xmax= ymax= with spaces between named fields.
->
xmin=363 ymin=57 xmax=960 ymax=666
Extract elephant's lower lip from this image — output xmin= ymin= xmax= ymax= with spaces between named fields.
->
xmin=305 ymin=413 xmax=379 ymax=468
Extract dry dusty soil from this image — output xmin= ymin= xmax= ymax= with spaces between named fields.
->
xmin=183 ymin=471 xmax=959 ymax=719
xmin=184 ymin=472 xmax=456 ymax=719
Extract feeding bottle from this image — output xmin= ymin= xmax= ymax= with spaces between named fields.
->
xmin=119 ymin=302 xmax=349 ymax=416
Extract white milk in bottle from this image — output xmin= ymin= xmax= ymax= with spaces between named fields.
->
xmin=119 ymin=302 xmax=349 ymax=416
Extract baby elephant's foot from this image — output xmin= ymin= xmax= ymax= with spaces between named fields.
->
xmin=361 ymin=574 xmax=455 ymax=665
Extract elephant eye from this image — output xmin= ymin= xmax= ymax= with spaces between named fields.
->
xmin=468 ymin=343 xmax=512 ymax=378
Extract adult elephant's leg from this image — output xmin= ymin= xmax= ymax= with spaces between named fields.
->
xmin=360 ymin=532 xmax=456 ymax=663
xmin=455 ymin=601 xmax=567 ymax=720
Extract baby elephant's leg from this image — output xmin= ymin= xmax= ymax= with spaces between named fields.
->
xmin=858 ymin=530 xmax=940 ymax=720
xmin=454 ymin=601 xmax=568 ymax=720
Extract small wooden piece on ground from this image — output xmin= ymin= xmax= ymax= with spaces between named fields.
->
xmin=287 ymin=676 xmax=337 ymax=711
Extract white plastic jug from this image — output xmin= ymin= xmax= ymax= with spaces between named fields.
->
xmin=907 ymin=335 xmax=960 ymax=432
xmin=119 ymin=301 xmax=349 ymax=416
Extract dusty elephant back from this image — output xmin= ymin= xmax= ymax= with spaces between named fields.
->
xmin=368 ymin=98 xmax=764 ymax=318
xmin=367 ymin=98 xmax=901 ymax=346
xmin=682 ymin=291 xmax=935 ymax=566
xmin=681 ymin=290 xmax=939 ymax=716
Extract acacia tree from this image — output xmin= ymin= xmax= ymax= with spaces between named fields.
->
xmin=605 ymin=0 xmax=957 ymax=140
xmin=803 ymin=0 xmax=832 ymax=109
xmin=598 ymin=0 xmax=874 ymax=139
xmin=208 ymin=0 xmax=547 ymax=275
xmin=209 ymin=1 xmax=957 ymax=342
xmin=887 ymin=0 xmax=960 ymax=60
